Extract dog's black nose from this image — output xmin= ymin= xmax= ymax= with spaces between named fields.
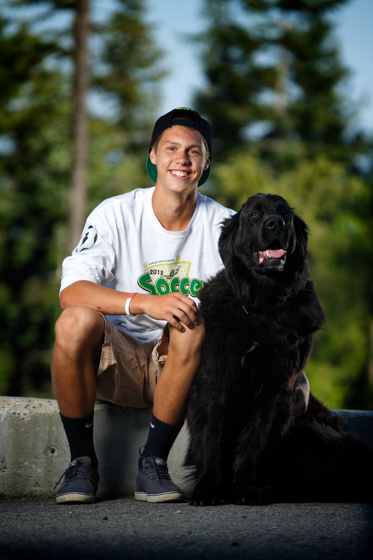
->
xmin=265 ymin=215 xmax=285 ymax=230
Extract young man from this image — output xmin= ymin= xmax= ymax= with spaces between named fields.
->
xmin=52 ymin=107 xmax=235 ymax=504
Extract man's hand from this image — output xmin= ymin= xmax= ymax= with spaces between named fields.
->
xmin=133 ymin=293 xmax=199 ymax=332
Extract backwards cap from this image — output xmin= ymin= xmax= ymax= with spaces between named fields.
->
xmin=146 ymin=107 xmax=212 ymax=187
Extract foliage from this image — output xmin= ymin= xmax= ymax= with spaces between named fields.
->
xmin=0 ymin=0 xmax=371 ymax=412
xmin=194 ymin=0 xmax=371 ymax=173
xmin=201 ymin=153 xmax=373 ymax=408
xmin=195 ymin=0 xmax=373 ymax=409
xmin=93 ymin=0 xmax=166 ymax=139
xmin=0 ymin=0 xmax=161 ymax=397
xmin=0 ymin=71 xmax=70 ymax=396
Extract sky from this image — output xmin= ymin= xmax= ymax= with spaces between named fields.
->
xmin=145 ymin=0 xmax=373 ymax=135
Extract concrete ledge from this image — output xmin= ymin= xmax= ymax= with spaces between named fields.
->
xmin=0 ymin=397 xmax=372 ymax=499
xmin=0 ymin=397 xmax=192 ymax=499
xmin=331 ymin=409 xmax=373 ymax=450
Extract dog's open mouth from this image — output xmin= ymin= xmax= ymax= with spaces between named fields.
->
xmin=257 ymin=249 xmax=287 ymax=266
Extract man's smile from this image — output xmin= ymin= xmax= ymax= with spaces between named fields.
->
xmin=170 ymin=170 xmax=190 ymax=178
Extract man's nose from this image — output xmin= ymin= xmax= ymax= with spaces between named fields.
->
xmin=176 ymin=150 xmax=190 ymax=164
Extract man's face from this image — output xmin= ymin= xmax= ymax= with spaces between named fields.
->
xmin=150 ymin=126 xmax=210 ymax=195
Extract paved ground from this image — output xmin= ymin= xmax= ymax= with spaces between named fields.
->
xmin=0 ymin=497 xmax=372 ymax=560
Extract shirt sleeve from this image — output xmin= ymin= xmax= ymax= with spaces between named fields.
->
xmin=60 ymin=212 xmax=117 ymax=294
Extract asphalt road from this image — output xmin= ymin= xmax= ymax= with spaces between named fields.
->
xmin=0 ymin=497 xmax=372 ymax=560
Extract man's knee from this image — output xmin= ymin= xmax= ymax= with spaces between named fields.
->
xmin=168 ymin=314 xmax=206 ymax=360
xmin=55 ymin=306 xmax=104 ymax=354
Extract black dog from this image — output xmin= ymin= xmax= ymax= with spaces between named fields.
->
xmin=185 ymin=193 xmax=373 ymax=506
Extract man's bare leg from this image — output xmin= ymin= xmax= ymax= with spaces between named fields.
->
xmin=52 ymin=306 xmax=104 ymax=503
xmin=153 ymin=316 xmax=205 ymax=424
xmin=135 ymin=316 xmax=205 ymax=503
xmin=52 ymin=305 xmax=104 ymax=417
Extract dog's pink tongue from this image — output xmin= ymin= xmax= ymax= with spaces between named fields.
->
xmin=258 ymin=249 xmax=287 ymax=264
xmin=267 ymin=249 xmax=287 ymax=259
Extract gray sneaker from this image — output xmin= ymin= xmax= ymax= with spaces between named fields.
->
xmin=55 ymin=456 xmax=99 ymax=504
xmin=135 ymin=451 xmax=185 ymax=503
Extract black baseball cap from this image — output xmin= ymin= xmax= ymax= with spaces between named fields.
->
xmin=146 ymin=107 xmax=212 ymax=187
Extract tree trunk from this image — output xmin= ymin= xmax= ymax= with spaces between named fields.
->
xmin=67 ymin=0 xmax=90 ymax=254
xmin=274 ymin=20 xmax=291 ymax=119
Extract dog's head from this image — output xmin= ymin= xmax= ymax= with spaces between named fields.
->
xmin=219 ymin=194 xmax=309 ymax=295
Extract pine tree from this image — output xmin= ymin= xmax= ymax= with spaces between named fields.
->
xmin=0 ymin=11 xmax=70 ymax=396
xmin=0 ymin=0 xmax=164 ymax=397
xmin=194 ymin=0 xmax=368 ymax=171
xmin=93 ymin=0 xmax=166 ymax=149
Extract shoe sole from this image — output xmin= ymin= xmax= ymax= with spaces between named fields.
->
xmin=134 ymin=491 xmax=185 ymax=503
xmin=56 ymin=493 xmax=96 ymax=504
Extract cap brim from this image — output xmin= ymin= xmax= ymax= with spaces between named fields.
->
xmin=146 ymin=155 xmax=211 ymax=187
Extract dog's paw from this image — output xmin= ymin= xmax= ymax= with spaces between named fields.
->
xmin=189 ymin=481 xmax=222 ymax=507
xmin=189 ymin=494 xmax=221 ymax=507
xmin=234 ymin=486 xmax=260 ymax=506
xmin=234 ymin=485 xmax=276 ymax=506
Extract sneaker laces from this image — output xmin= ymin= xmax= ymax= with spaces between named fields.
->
xmin=54 ymin=458 xmax=95 ymax=489
xmin=139 ymin=446 xmax=172 ymax=484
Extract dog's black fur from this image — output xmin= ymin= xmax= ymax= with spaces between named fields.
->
xmin=185 ymin=193 xmax=373 ymax=506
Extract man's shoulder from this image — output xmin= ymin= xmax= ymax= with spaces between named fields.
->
xmin=197 ymin=192 xmax=236 ymax=220
xmin=95 ymin=187 xmax=154 ymax=214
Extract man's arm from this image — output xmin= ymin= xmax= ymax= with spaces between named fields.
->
xmin=60 ymin=281 xmax=199 ymax=332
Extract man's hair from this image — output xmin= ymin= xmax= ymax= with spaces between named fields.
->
xmin=152 ymin=123 xmax=211 ymax=159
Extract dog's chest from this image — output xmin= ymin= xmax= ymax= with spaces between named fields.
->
xmin=225 ymin=303 xmax=302 ymax=345
xmin=205 ymin=303 xmax=307 ymax=380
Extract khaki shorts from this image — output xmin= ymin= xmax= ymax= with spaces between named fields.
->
xmin=95 ymin=317 xmax=168 ymax=408
xmin=95 ymin=317 xmax=310 ymax=414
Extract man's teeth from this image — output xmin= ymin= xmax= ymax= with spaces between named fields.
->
xmin=172 ymin=170 xmax=188 ymax=177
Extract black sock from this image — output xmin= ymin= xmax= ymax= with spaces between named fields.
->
xmin=139 ymin=414 xmax=183 ymax=468
xmin=60 ymin=412 xmax=98 ymax=469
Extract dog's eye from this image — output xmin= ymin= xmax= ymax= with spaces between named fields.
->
xmin=250 ymin=212 xmax=259 ymax=219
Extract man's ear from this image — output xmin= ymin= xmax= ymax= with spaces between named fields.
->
xmin=149 ymin=147 xmax=157 ymax=165
xmin=203 ymin=157 xmax=211 ymax=171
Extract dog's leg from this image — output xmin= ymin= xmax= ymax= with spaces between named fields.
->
xmin=186 ymin=353 xmax=239 ymax=506
xmin=232 ymin=388 xmax=293 ymax=505
xmin=188 ymin=419 xmax=235 ymax=506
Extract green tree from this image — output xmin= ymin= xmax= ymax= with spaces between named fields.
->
xmin=194 ymin=0 xmax=373 ymax=410
xmin=194 ymin=0 xmax=370 ymax=172
xmin=93 ymin=0 xmax=166 ymax=138
xmin=0 ymin=0 xmax=164 ymax=397
xmin=0 ymin=13 xmax=71 ymax=394
xmin=206 ymin=153 xmax=373 ymax=409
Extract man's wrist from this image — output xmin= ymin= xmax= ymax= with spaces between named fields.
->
xmin=125 ymin=293 xmax=137 ymax=317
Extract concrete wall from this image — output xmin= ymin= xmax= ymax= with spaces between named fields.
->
xmin=0 ymin=397 xmax=191 ymax=499
xmin=0 ymin=397 xmax=372 ymax=499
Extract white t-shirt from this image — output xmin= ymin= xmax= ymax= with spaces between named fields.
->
xmin=60 ymin=187 xmax=234 ymax=343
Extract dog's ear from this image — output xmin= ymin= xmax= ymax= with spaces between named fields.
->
xmin=218 ymin=212 xmax=240 ymax=265
xmin=292 ymin=214 xmax=309 ymax=257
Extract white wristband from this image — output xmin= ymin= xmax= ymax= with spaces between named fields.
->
xmin=125 ymin=293 xmax=137 ymax=317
